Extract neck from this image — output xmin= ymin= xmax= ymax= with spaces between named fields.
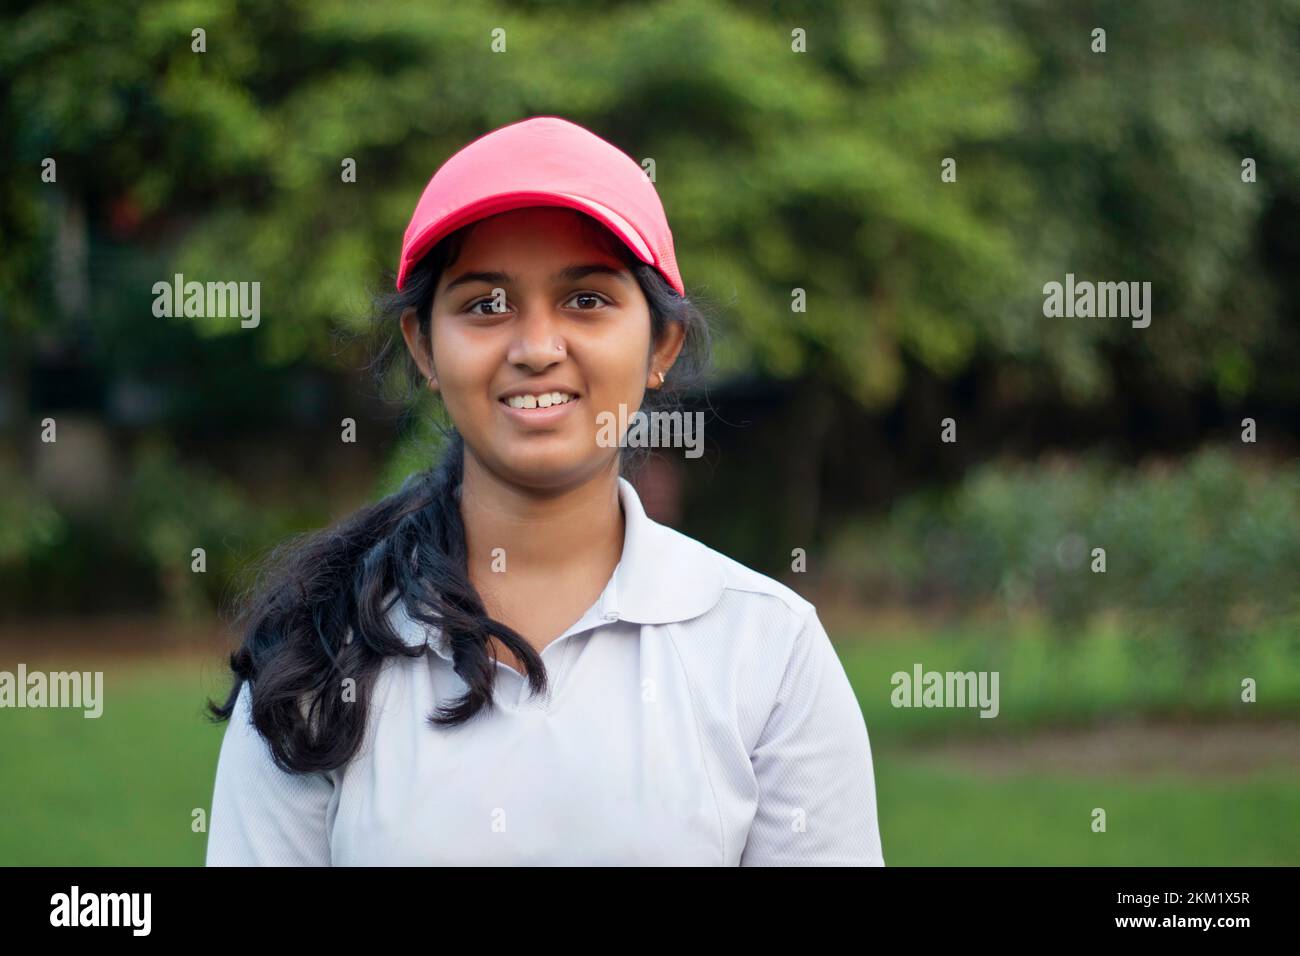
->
xmin=458 ymin=454 xmax=626 ymax=584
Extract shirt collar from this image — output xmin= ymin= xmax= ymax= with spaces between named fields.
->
xmin=393 ymin=475 xmax=725 ymax=659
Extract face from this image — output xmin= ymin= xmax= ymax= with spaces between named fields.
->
xmin=401 ymin=207 xmax=685 ymax=492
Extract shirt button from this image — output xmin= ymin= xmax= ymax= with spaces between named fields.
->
xmin=602 ymin=611 xmax=618 ymax=622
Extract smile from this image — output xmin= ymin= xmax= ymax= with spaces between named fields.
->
xmin=497 ymin=390 xmax=581 ymax=428
xmin=500 ymin=391 xmax=578 ymax=409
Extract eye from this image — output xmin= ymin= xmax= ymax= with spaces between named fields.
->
xmin=465 ymin=297 xmax=510 ymax=317
xmin=566 ymin=292 xmax=610 ymax=311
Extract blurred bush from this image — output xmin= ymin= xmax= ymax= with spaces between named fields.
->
xmin=826 ymin=446 xmax=1300 ymax=668
xmin=0 ymin=465 xmax=65 ymax=565
xmin=0 ymin=439 xmax=325 ymax=621
xmin=120 ymin=439 xmax=267 ymax=620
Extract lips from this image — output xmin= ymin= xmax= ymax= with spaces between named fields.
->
xmin=499 ymin=390 xmax=578 ymax=410
xmin=497 ymin=390 xmax=581 ymax=428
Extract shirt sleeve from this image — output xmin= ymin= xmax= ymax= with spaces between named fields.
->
xmin=206 ymin=681 xmax=335 ymax=866
xmin=740 ymin=606 xmax=885 ymax=866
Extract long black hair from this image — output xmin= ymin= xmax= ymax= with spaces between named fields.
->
xmin=206 ymin=210 xmax=713 ymax=775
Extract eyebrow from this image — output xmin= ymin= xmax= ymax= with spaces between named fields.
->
xmin=441 ymin=263 xmax=632 ymax=295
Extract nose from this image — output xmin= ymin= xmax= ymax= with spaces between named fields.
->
xmin=505 ymin=301 xmax=567 ymax=371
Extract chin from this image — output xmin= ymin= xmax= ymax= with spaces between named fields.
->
xmin=496 ymin=450 xmax=597 ymax=491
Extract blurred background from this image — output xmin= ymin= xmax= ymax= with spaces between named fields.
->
xmin=1 ymin=0 xmax=1298 ymax=865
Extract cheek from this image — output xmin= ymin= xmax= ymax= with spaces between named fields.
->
xmin=583 ymin=329 xmax=653 ymax=403
xmin=431 ymin=332 xmax=500 ymax=414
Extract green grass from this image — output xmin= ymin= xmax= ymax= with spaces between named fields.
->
xmin=1 ymin=621 xmax=1297 ymax=865
xmin=1 ymin=659 xmax=228 ymax=866
xmin=876 ymin=760 xmax=1300 ymax=865
xmin=833 ymin=613 xmax=1300 ymax=740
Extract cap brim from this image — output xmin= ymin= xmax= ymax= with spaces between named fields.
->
xmin=397 ymin=191 xmax=655 ymax=290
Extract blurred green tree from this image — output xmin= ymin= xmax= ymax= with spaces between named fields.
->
xmin=3 ymin=0 xmax=1297 ymax=544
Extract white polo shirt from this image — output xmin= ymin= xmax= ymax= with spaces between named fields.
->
xmin=206 ymin=476 xmax=885 ymax=866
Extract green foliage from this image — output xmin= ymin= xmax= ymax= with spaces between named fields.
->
xmin=0 ymin=464 xmax=64 ymax=562
xmin=118 ymin=438 xmax=348 ymax=620
xmin=0 ymin=439 xmax=329 ymax=618
xmin=121 ymin=438 xmax=263 ymax=619
xmin=827 ymin=446 xmax=1300 ymax=667
xmin=372 ymin=400 xmax=450 ymax=499
xmin=4 ymin=0 xmax=1297 ymax=408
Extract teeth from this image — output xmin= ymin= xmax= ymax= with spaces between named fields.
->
xmin=504 ymin=391 xmax=575 ymax=409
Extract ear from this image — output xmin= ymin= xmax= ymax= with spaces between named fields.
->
xmin=400 ymin=306 xmax=438 ymax=390
xmin=648 ymin=320 xmax=687 ymax=389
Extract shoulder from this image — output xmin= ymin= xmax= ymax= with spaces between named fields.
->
xmin=620 ymin=475 xmax=813 ymax=632
xmin=713 ymin=546 xmax=814 ymax=621
xmin=654 ymin=530 xmax=834 ymax=753
xmin=658 ymin=522 xmax=814 ymax=626
xmin=654 ymin=525 xmax=821 ymax=691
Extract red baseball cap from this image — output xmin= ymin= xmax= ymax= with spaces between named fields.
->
xmin=397 ymin=115 xmax=684 ymax=296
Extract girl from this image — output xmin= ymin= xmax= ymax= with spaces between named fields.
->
xmin=205 ymin=116 xmax=884 ymax=866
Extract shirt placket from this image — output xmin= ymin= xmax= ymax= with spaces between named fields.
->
xmin=500 ymin=580 xmax=620 ymax=713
